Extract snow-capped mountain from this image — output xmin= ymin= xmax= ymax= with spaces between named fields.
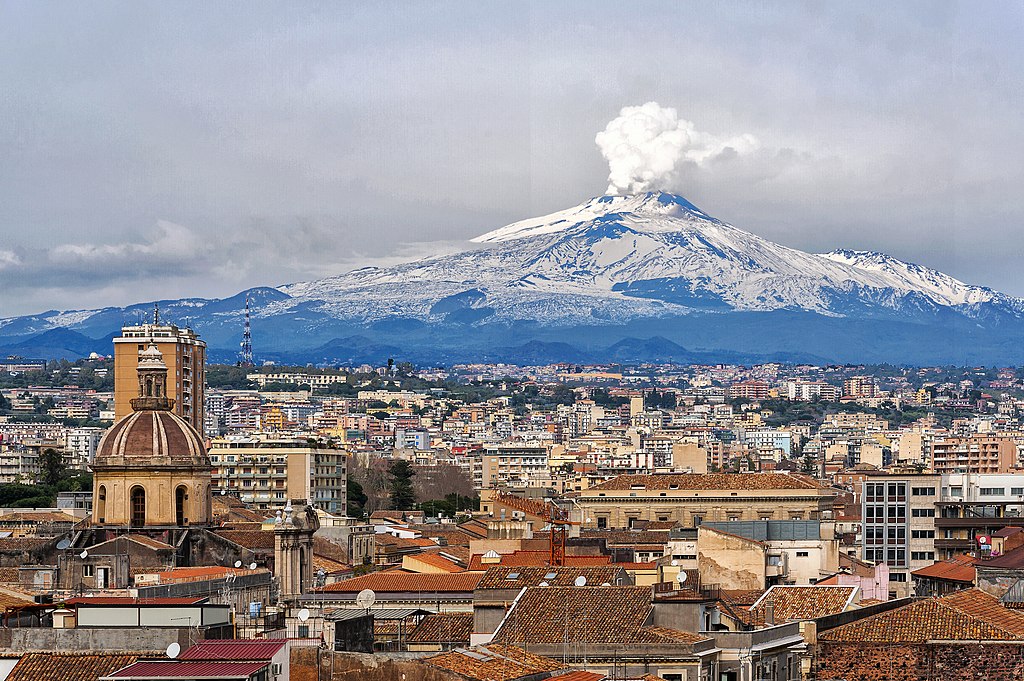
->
xmin=3 ymin=191 xmax=1024 ymax=364
xmin=278 ymin=191 xmax=1023 ymax=324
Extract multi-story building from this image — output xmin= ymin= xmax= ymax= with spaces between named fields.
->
xmin=478 ymin=445 xmax=549 ymax=491
xmin=728 ymin=380 xmax=770 ymax=400
xmin=860 ymin=471 xmax=941 ymax=598
xmin=744 ymin=428 xmax=792 ymax=456
xmin=932 ymin=473 xmax=1024 ymax=559
xmin=930 ymin=435 xmax=1018 ymax=474
xmin=577 ymin=472 xmax=836 ymax=530
xmin=843 ymin=376 xmax=877 ymax=398
xmin=787 ymin=381 xmax=839 ymax=402
xmin=64 ymin=427 xmax=104 ymax=470
xmin=113 ymin=321 xmax=206 ymax=433
xmin=208 ymin=437 xmax=347 ymax=515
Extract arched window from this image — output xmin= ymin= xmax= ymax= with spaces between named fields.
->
xmin=175 ymin=485 xmax=188 ymax=526
xmin=97 ymin=485 xmax=106 ymax=523
xmin=130 ymin=486 xmax=146 ymax=527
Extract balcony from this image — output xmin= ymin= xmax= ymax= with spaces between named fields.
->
xmin=935 ymin=517 xmax=1024 ymax=529
xmin=935 ymin=538 xmax=974 ymax=550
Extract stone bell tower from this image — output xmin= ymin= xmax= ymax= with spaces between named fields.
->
xmin=274 ymin=500 xmax=318 ymax=604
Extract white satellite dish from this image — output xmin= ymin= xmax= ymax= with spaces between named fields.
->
xmin=56 ymin=539 xmax=71 ymax=550
xmin=539 ymin=581 xmax=549 ymax=587
xmin=79 ymin=550 xmax=88 ymax=559
xmin=220 ymin=489 xmax=227 ymax=495
xmin=249 ymin=562 xmax=258 ymax=570
xmin=574 ymin=576 xmax=587 ymax=587
xmin=601 ymin=582 xmax=611 ymax=587
xmin=166 ymin=642 xmax=181 ymax=659
xmin=670 ymin=559 xmax=678 ymax=567
xmin=355 ymin=589 xmax=376 ymax=609
xmin=297 ymin=608 xmax=310 ymax=622
xmin=234 ymin=560 xmax=242 ymax=568
xmin=676 ymin=571 xmax=688 ymax=584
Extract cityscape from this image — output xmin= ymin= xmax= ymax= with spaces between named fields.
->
xmin=2 ymin=3 xmax=1024 ymax=681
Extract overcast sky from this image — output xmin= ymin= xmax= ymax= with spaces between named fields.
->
xmin=1 ymin=2 xmax=1022 ymax=316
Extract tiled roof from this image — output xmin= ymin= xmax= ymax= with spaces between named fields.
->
xmin=634 ymin=626 xmax=706 ymax=644
xmin=426 ymin=644 xmax=563 ymax=681
xmin=107 ymin=660 xmax=268 ymax=678
xmin=820 ymin=590 xmax=1024 ymax=643
xmin=0 ymin=591 xmax=35 ymax=609
xmin=214 ymin=529 xmax=275 ymax=550
xmin=66 ymin=596 xmax=207 ymax=606
xmin=493 ymin=586 xmax=658 ymax=645
xmin=748 ymin=585 xmax=858 ymax=624
xmin=406 ymin=551 xmax=465 ymax=573
xmin=491 ymin=492 xmax=552 ymax=519
xmin=579 ymin=529 xmax=671 ymax=546
xmin=552 ymin=672 xmax=604 ymax=681
xmin=313 ymin=536 xmax=348 ymax=563
xmin=0 ymin=538 xmax=49 ymax=552
xmin=976 ymin=544 xmax=1024 ymax=569
xmin=0 ymin=511 xmax=79 ymax=523
xmin=8 ymin=653 xmax=139 ymax=681
xmin=407 ymin=612 xmax=474 ymax=643
xmin=407 ymin=525 xmax=476 ymax=547
xmin=467 ymin=550 xmax=611 ymax=571
xmin=0 ymin=566 xmax=19 ymax=583
xmin=590 ymin=472 xmax=821 ymax=491
xmin=315 ymin=571 xmax=483 ymax=593
xmin=911 ymin=555 xmax=977 ymax=583
xmin=476 ymin=566 xmax=628 ymax=590
xmin=178 ymin=639 xmax=287 ymax=661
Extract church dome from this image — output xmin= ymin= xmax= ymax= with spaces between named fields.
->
xmin=94 ymin=405 xmax=209 ymax=468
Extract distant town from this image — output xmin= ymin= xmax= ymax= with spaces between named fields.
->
xmin=1 ymin=319 xmax=1024 ymax=679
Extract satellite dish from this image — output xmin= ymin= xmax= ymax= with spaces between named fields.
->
xmin=574 ymin=576 xmax=587 ymax=587
xmin=539 ymin=581 xmax=549 ymax=587
xmin=220 ymin=489 xmax=227 ymax=496
xmin=79 ymin=550 xmax=88 ymax=559
xmin=676 ymin=571 xmax=688 ymax=584
xmin=601 ymin=582 xmax=611 ymax=587
xmin=249 ymin=562 xmax=258 ymax=570
xmin=670 ymin=559 xmax=678 ymax=567
xmin=297 ymin=608 xmax=310 ymax=622
xmin=166 ymin=642 xmax=181 ymax=659
xmin=56 ymin=539 xmax=71 ymax=550
xmin=234 ymin=560 xmax=242 ymax=568
xmin=355 ymin=589 xmax=376 ymax=609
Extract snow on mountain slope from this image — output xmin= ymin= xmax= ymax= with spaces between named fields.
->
xmin=279 ymin=191 xmax=1024 ymax=324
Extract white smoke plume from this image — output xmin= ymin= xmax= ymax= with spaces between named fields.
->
xmin=595 ymin=102 xmax=759 ymax=195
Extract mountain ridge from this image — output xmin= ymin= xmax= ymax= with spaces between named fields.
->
xmin=3 ymin=191 xmax=1023 ymax=365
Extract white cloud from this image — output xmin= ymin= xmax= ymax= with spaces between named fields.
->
xmin=49 ymin=220 xmax=203 ymax=265
xmin=0 ymin=250 xmax=20 ymax=270
xmin=595 ymin=102 xmax=760 ymax=195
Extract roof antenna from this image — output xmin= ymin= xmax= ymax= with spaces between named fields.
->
xmin=153 ymin=302 xmax=160 ymax=326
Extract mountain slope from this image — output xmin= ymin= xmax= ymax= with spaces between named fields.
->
xmin=2 ymin=192 xmax=1023 ymax=364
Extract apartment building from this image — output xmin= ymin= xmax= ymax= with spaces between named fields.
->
xmin=577 ymin=472 xmax=835 ymax=530
xmin=64 ymin=427 xmax=104 ymax=470
xmin=930 ymin=435 xmax=1018 ymax=474
xmin=113 ymin=321 xmax=206 ymax=432
xmin=477 ymin=444 xmax=549 ymax=490
xmin=208 ymin=437 xmax=347 ymax=515
xmin=933 ymin=473 xmax=1024 ymax=559
xmin=860 ymin=471 xmax=941 ymax=598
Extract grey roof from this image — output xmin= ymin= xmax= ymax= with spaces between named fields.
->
xmin=326 ymin=607 xmax=431 ymax=621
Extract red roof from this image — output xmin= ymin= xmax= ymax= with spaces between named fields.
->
xmin=65 ymin=596 xmax=207 ymax=606
xmin=911 ymin=555 xmax=977 ymax=583
xmin=315 ymin=571 xmax=483 ymax=593
xmin=108 ymin=661 xmax=268 ymax=679
xmin=467 ymin=551 xmax=611 ymax=571
xmin=179 ymin=640 xmax=287 ymax=661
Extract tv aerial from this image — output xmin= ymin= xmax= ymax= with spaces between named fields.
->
xmin=355 ymin=589 xmax=376 ymax=609
xmin=166 ymin=642 xmax=181 ymax=659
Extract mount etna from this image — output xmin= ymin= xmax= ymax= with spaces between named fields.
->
xmin=4 ymin=192 xmax=1022 ymax=365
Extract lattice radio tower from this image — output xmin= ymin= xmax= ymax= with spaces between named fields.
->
xmin=239 ymin=296 xmax=254 ymax=367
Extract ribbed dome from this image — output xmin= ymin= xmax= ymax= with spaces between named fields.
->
xmin=95 ymin=409 xmax=208 ymax=468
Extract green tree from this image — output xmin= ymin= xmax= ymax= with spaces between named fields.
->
xmin=347 ymin=478 xmax=368 ymax=518
xmin=40 ymin=448 xmax=66 ymax=486
xmin=387 ymin=459 xmax=417 ymax=510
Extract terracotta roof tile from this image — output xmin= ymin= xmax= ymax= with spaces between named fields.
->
xmin=315 ymin=571 xmax=482 ymax=593
xmin=214 ymin=530 xmax=275 ymax=550
xmin=467 ymin=551 xmax=611 ymax=571
xmin=426 ymin=644 xmax=562 ymax=680
xmin=748 ymin=585 xmax=858 ymax=624
xmin=590 ymin=472 xmax=821 ymax=491
xmin=8 ymin=653 xmax=140 ymax=681
xmin=820 ymin=591 xmax=1024 ymax=643
xmin=476 ymin=566 xmax=628 ymax=590
xmin=405 ymin=552 xmax=465 ymax=573
xmin=408 ymin=612 xmax=473 ymax=644
xmin=493 ymin=586 xmax=658 ymax=645
xmin=490 ymin=493 xmax=553 ymax=519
